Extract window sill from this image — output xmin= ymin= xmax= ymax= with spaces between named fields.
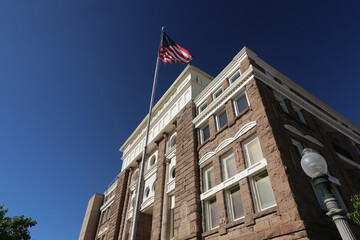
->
xmin=201 ymin=227 xmax=219 ymax=237
xmin=224 ymin=217 xmax=245 ymax=229
xmin=253 ymin=205 xmax=278 ymax=220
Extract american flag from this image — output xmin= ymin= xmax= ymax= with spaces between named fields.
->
xmin=159 ymin=32 xmax=194 ymax=65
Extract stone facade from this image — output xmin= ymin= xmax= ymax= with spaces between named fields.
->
xmin=79 ymin=47 xmax=360 ymax=240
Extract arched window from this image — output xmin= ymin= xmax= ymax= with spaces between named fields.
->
xmin=145 ymin=187 xmax=150 ymax=198
xmin=149 ymin=156 xmax=156 ymax=167
xmin=170 ymin=135 xmax=176 ymax=148
xmin=170 ymin=167 xmax=176 ymax=179
xmin=131 ymin=170 xmax=139 ymax=184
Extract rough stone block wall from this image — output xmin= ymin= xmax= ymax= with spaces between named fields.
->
xmin=174 ymin=101 xmax=202 ymax=239
xmin=197 ymin=75 xmax=308 ymax=239
xmin=255 ymin=77 xmax=360 ymax=239
xmin=95 ymin=169 xmax=129 ymax=240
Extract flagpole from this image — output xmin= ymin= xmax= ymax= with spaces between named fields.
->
xmin=130 ymin=26 xmax=165 ymax=240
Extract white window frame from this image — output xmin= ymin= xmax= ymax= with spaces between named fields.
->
xmin=233 ymin=92 xmax=249 ymax=116
xmin=212 ymin=86 xmax=223 ymax=100
xmin=215 ymin=109 xmax=228 ymax=131
xmin=250 ymin=171 xmax=277 ymax=212
xmin=169 ymin=195 xmax=175 ymax=240
xmin=206 ymin=197 xmax=219 ymax=231
xmin=292 ymin=104 xmax=307 ymax=124
xmin=226 ymin=185 xmax=244 ymax=222
xmin=228 ymin=70 xmax=241 ymax=85
xmin=243 ymin=136 xmax=264 ymax=167
xmin=274 ymin=93 xmax=289 ymax=113
xmin=200 ymin=123 xmax=210 ymax=144
xmin=203 ymin=165 xmax=215 ymax=192
xmin=221 ymin=152 xmax=237 ymax=181
xmin=198 ymin=101 xmax=207 ymax=114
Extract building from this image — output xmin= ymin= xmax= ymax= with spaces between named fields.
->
xmin=79 ymin=47 xmax=360 ymax=240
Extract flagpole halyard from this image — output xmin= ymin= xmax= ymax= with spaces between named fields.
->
xmin=129 ymin=26 xmax=165 ymax=240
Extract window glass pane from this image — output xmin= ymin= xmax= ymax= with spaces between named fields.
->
xmin=222 ymin=153 xmax=237 ymax=180
xmin=230 ymin=187 xmax=244 ymax=220
xmin=297 ymin=111 xmax=306 ymax=124
xmin=209 ymin=199 xmax=219 ymax=229
xmin=217 ymin=111 xmax=228 ymax=129
xmin=246 ymin=137 xmax=263 ymax=165
xmin=207 ymin=167 xmax=215 ymax=190
xmin=229 ymin=71 xmax=241 ymax=84
xmin=235 ymin=95 xmax=248 ymax=115
xmin=202 ymin=125 xmax=210 ymax=142
xmin=213 ymin=88 xmax=222 ymax=99
xmin=279 ymin=100 xmax=288 ymax=113
xmin=255 ymin=172 xmax=276 ymax=210
xmin=199 ymin=102 xmax=207 ymax=113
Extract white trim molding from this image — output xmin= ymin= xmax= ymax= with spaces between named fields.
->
xmin=284 ymin=124 xmax=323 ymax=147
xmin=199 ymin=121 xmax=256 ymax=165
xmin=200 ymin=158 xmax=267 ymax=201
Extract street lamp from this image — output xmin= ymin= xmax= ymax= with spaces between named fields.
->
xmin=301 ymin=148 xmax=357 ymax=240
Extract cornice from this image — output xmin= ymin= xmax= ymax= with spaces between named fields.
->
xmin=253 ymin=67 xmax=360 ymax=144
xmin=193 ymin=46 xmax=252 ymax=106
xmin=120 ymin=65 xmax=213 ymax=153
xmin=193 ymin=66 xmax=254 ymax=128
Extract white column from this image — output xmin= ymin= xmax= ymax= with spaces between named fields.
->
xmin=161 ymin=159 xmax=171 ymax=240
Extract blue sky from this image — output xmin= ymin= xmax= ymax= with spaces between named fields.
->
xmin=0 ymin=1 xmax=360 ymax=239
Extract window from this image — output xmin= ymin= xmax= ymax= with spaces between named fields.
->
xmin=152 ymin=182 xmax=156 ymax=192
xmin=292 ymin=139 xmax=304 ymax=160
xmin=215 ymin=109 xmax=228 ymax=130
xmin=203 ymin=165 xmax=215 ymax=192
xmin=243 ymin=136 xmax=264 ymax=166
xmin=228 ymin=70 xmax=241 ymax=85
xmin=354 ymin=144 xmax=360 ymax=157
xmin=206 ymin=198 xmax=219 ymax=230
xmin=233 ymin=92 xmax=249 ymax=116
xmin=149 ymin=156 xmax=156 ymax=168
xmin=144 ymin=187 xmax=150 ymax=198
xmin=101 ymin=205 xmax=112 ymax=223
xmin=226 ymin=186 xmax=244 ymax=221
xmin=275 ymin=93 xmax=289 ymax=113
xmin=199 ymin=101 xmax=207 ymax=114
xmin=212 ymin=86 xmax=223 ymax=100
xmin=170 ymin=135 xmax=176 ymax=148
xmin=131 ymin=170 xmax=139 ymax=184
xmin=170 ymin=167 xmax=176 ymax=179
xmin=221 ymin=152 xmax=237 ymax=180
xmin=251 ymin=172 xmax=276 ymax=211
xmin=200 ymin=123 xmax=210 ymax=144
xmin=292 ymin=104 xmax=306 ymax=124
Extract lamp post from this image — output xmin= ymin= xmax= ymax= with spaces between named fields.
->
xmin=301 ymin=148 xmax=357 ymax=240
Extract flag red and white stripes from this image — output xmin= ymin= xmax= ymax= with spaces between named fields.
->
xmin=159 ymin=32 xmax=194 ymax=65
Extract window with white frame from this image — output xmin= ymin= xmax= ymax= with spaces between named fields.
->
xmin=292 ymin=104 xmax=306 ymax=124
xmin=292 ymin=138 xmax=304 ymax=160
xmin=243 ymin=136 xmax=264 ymax=166
xmin=101 ymin=205 xmax=112 ymax=224
xmin=228 ymin=70 xmax=241 ymax=85
xmin=251 ymin=171 xmax=276 ymax=211
xmin=354 ymin=143 xmax=360 ymax=157
xmin=206 ymin=198 xmax=219 ymax=230
xmin=226 ymin=186 xmax=244 ymax=221
xmin=149 ymin=155 xmax=156 ymax=168
xmin=131 ymin=170 xmax=139 ymax=184
xmin=200 ymin=123 xmax=210 ymax=144
xmin=212 ymin=86 xmax=223 ymax=100
xmin=170 ymin=167 xmax=176 ymax=179
xmin=203 ymin=165 xmax=215 ymax=192
xmin=198 ymin=101 xmax=207 ymax=114
xmin=233 ymin=92 xmax=249 ymax=116
xmin=215 ymin=109 xmax=228 ymax=130
xmin=221 ymin=152 xmax=237 ymax=181
xmin=168 ymin=133 xmax=176 ymax=151
xmin=144 ymin=187 xmax=150 ymax=198
xmin=274 ymin=93 xmax=289 ymax=113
